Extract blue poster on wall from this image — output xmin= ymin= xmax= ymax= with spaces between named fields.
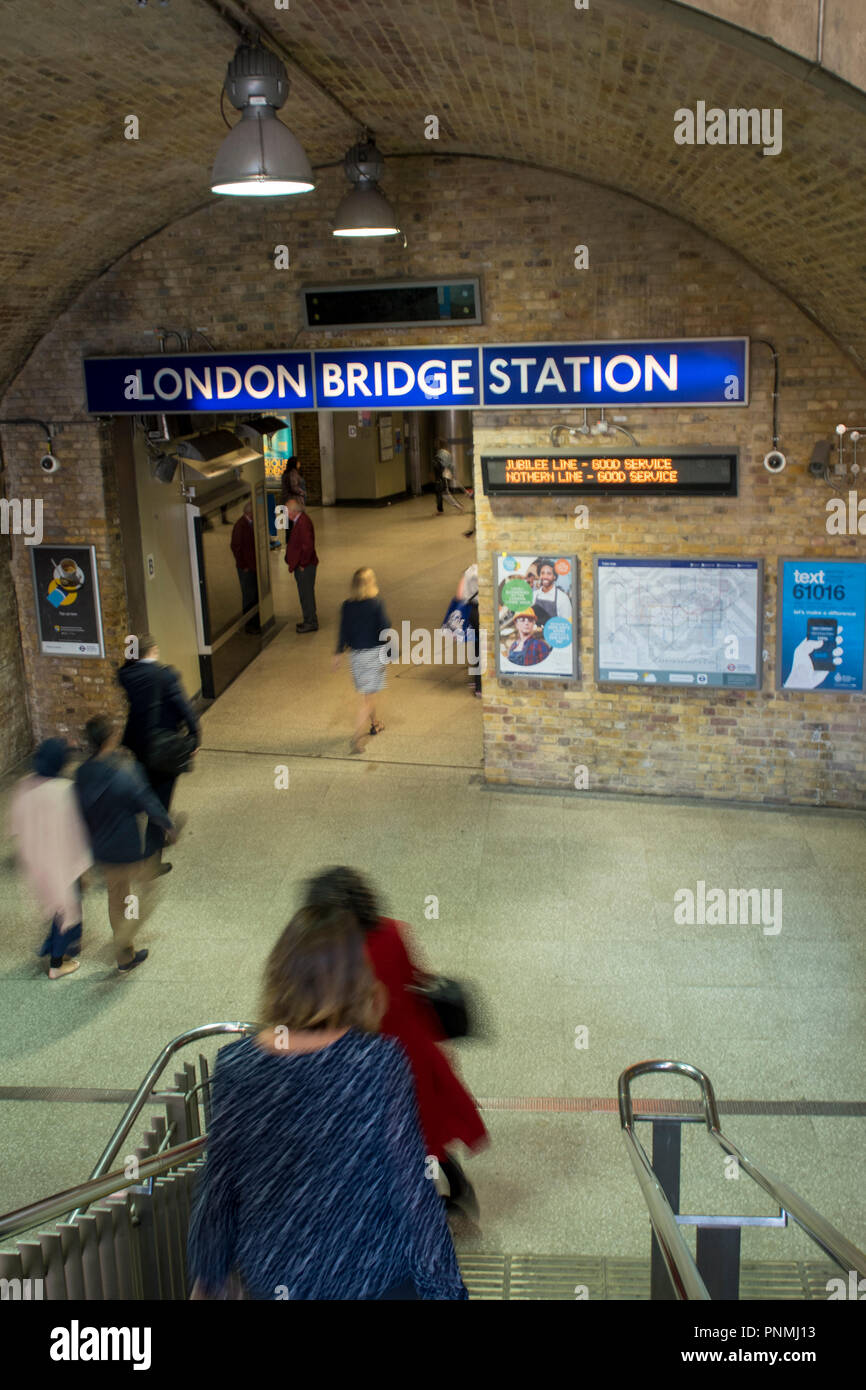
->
xmin=777 ymin=559 xmax=866 ymax=692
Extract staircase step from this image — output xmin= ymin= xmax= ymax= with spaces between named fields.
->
xmin=457 ymin=1255 xmax=842 ymax=1300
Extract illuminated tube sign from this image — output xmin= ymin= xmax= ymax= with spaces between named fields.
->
xmin=83 ymin=338 xmax=748 ymax=413
xmin=83 ymin=352 xmax=316 ymax=414
xmin=480 ymin=338 xmax=748 ymax=408
xmin=313 ymin=347 xmax=480 ymax=409
xmin=482 ymin=449 xmax=738 ymax=496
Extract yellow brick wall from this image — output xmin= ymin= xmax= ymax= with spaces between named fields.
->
xmin=1 ymin=156 xmax=864 ymax=801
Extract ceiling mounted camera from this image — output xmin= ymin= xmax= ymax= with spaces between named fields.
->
xmin=809 ymin=440 xmax=831 ymax=477
xmin=763 ymin=450 xmax=786 ymax=473
xmin=40 ymin=453 xmax=61 ymax=473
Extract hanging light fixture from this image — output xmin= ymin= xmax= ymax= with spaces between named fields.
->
xmin=211 ymin=42 xmax=315 ymax=197
xmin=333 ymin=134 xmax=399 ymax=237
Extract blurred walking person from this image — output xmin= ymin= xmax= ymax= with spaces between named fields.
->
xmin=8 ymin=739 xmax=92 ymax=979
xmin=333 ymin=567 xmax=390 ymax=754
xmin=303 ymin=866 xmax=487 ymax=1217
xmin=431 ymin=437 xmax=450 ymax=514
xmin=457 ymin=560 xmax=482 ymax=697
xmin=117 ymin=633 xmax=199 ymax=873
xmin=187 ymin=904 xmax=467 ymax=1300
xmin=75 ymin=715 xmax=177 ymax=974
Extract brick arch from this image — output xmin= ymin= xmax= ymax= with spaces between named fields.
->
xmin=2 ymin=0 xmax=866 ymax=400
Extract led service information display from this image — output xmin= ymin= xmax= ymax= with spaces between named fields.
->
xmin=595 ymin=557 xmax=762 ymax=689
xmin=482 ymin=449 xmax=737 ymax=495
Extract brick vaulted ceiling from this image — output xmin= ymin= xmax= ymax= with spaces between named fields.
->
xmin=2 ymin=0 xmax=866 ymax=398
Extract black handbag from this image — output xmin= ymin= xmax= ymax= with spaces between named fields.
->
xmin=146 ymin=727 xmax=196 ymax=780
xmin=144 ymin=668 xmax=196 ymax=780
xmin=408 ymin=974 xmax=471 ymax=1039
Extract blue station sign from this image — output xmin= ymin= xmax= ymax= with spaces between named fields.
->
xmin=314 ymin=347 xmax=480 ymax=409
xmin=83 ymin=351 xmax=316 ymax=414
xmin=83 ymin=337 xmax=748 ymax=413
xmin=481 ymin=338 xmax=748 ymax=408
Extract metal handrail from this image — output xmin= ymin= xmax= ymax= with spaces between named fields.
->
xmin=619 ymin=1063 xmax=711 ymax=1299
xmin=0 ymin=1136 xmax=207 ymax=1242
xmin=619 ymin=1060 xmax=866 ymax=1287
xmin=70 ymin=1021 xmax=256 ymax=1220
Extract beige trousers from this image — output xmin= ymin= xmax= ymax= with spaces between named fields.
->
xmin=99 ymin=856 xmax=159 ymax=965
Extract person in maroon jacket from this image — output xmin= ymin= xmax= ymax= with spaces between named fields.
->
xmin=230 ymin=501 xmax=259 ymax=633
xmin=283 ymin=498 xmax=319 ymax=633
xmin=302 ymin=865 xmax=488 ymax=1218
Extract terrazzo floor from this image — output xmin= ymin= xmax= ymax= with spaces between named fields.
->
xmin=1 ymin=497 xmax=864 ymax=1273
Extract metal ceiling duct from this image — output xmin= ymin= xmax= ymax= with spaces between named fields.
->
xmin=174 ymin=429 xmax=261 ymax=478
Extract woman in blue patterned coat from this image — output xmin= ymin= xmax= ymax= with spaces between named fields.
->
xmin=187 ymin=904 xmax=467 ymax=1300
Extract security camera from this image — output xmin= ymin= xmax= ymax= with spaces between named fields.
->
xmin=763 ymin=450 xmax=786 ymax=473
xmin=808 ymin=440 xmax=831 ymax=477
xmin=40 ymin=453 xmax=60 ymax=473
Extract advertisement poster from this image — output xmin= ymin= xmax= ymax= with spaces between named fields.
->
xmin=30 ymin=544 xmax=104 ymax=657
xmin=777 ymin=558 xmax=866 ymax=692
xmin=263 ymin=425 xmax=293 ymax=483
xmin=494 ymin=553 xmax=578 ymax=680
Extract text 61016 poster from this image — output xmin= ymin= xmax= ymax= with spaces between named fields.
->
xmin=777 ymin=558 xmax=866 ymax=692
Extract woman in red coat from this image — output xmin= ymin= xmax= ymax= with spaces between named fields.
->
xmin=303 ymin=866 xmax=488 ymax=1215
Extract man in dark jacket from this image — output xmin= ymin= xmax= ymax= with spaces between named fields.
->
xmin=75 ymin=715 xmax=177 ymax=973
xmin=117 ymin=634 xmax=199 ymax=868
xmin=283 ymin=499 xmax=319 ymax=633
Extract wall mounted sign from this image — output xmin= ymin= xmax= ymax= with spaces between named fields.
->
xmin=29 ymin=544 xmax=105 ymax=657
xmin=482 ymin=448 xmax=738 ymax=495
xmin=494 ymin=553 xmax=579 ymax=681
xmin=378 ymin=414 xmax=394 ymax=461
xmin=595 ymin=557 xmax=762 ymax=689
xmin=83 ymin=351 xmax=315 ymax=414
xmin=83 ymin=337 xmax=748 ymax=414
xmin=315 ymin=348 xmax=479 ymax=409
xmin=263 ymin=424 xmax=294 ymax=482
xmin=777 ymin=558 xmax=866 ymax=692
xmin=480 ymin=339 xmax=747 ymax=408
xmin=301 ymin=278 xmax=482 ymax=329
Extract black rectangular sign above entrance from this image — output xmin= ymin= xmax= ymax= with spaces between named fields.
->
xmin=481 ymin=448 xmax=738 ymax=496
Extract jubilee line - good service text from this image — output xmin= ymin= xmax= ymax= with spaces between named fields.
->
xmin=503 ymin=458 xmax=679 ymax=484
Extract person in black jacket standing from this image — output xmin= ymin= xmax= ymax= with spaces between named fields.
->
xmin=117 ymin=634 xmax=199 ymax=872
xmin=333 ymin=568 xmax=390 ymax=754
xmin=75 ymin=716 xmax=177 ymax=973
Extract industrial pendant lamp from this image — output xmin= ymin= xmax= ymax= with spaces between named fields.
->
xmin=211 ymin=42 xmax=315 ymax=197
xmin=333 ymin=134 xmax=399 ymax=237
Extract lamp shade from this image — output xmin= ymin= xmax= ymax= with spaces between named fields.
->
xmin=333 ymin=183 xmax=400 ymax=237
xmin=211 ymin=107 xmax=315 ymax=196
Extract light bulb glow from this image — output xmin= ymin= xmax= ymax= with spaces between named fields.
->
xmin=212 ymin=179 xmax=315 ymax=196
xmin=332 ymin=225 xmax=400 ymax=237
